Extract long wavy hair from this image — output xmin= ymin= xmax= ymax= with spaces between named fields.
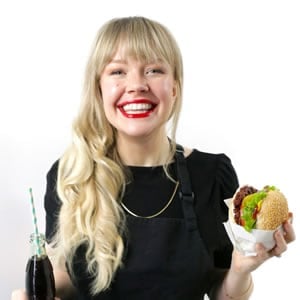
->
xmin=51 ymin=16 xmax=183 ymax=295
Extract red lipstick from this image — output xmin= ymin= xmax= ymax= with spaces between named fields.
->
xmin=117 ymin=99 xmax=156 ymax=119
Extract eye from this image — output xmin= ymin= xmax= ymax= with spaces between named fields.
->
xmin=110 ymin=69 xmax=124 ymax=75
xmin=146 ymin=68 xmax=164 ymax=75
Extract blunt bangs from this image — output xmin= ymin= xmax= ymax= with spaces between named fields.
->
xmin=95 ymin=17 xmax=181 ymax=80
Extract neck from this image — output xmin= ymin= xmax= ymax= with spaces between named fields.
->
xmin=116 ymin=133 xmax=171 ymax=166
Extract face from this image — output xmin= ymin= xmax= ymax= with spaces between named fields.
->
xmin=99 ymin=49 xmax=177 ymax=140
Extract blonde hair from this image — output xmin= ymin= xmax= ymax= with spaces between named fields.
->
xmin=52 ymin=16 xmax=183 ymax=295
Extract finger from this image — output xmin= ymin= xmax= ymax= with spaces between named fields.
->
xmin=11 ymin=290 xmax=27 ymax=300
xmin=11 ymin=289 xmax=60 ymax=300
xmin=255 ymin=243 xmax=270 ymax=261
xmin=283 ymin=217 xmax=296 ymax=243
xmin=288 ymin=211 xmax=293 ymax=224
xmin=270 ymin=230 xmax=287 ymax=257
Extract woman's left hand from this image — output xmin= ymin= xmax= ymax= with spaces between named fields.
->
xmin=231 ymin=213 xmax=296 ymax=274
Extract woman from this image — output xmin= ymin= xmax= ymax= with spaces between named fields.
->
xmin=12 ymin=16 xmax=295 ymax=299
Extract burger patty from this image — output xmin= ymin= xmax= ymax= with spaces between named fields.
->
xmin=233 ymin=185 xmax=258 ymax=225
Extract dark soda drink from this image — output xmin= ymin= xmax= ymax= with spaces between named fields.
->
xmin=25 ymin=233 xmax=56 ymax=300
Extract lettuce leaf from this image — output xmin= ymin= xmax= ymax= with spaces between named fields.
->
xmin=242 ymin=191 xmax=267 ymax=231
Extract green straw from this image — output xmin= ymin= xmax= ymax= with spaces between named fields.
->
xmin=29 ymin=188 xmax=42 ymax=257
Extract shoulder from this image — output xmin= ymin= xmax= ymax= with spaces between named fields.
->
xmin=184 ymin=147 xmax=233 ymax=168
xmin=46 ymin=160 xmax=59 ymax=182
xmin=183 ymin=147 xmax=239 ymax=197
xmin=44 ymin=160 xmax=62 ymax=215
xmin=45 ymin=160 xmax=60 ymax=203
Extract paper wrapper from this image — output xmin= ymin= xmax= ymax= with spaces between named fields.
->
xmin=223 ymin=198 xmax=283 ymax=256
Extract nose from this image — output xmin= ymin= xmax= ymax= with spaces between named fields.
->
xmin=126 ymin=71 xmax=149 ymax=93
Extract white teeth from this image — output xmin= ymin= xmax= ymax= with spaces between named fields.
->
xmin=122 ymin=103 xmax=153 ymax=112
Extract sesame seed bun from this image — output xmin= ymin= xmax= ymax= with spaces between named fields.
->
xmin=256 ymin=189 xmax=289 ymax=230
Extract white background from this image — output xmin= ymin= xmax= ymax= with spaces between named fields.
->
xmin=0 ymin=1 xmax=299 ymax=299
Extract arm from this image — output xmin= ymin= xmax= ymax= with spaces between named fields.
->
xmin=52 ymin=267 xmax=77 ymax=300
xmin=212 ymin=252 xmax=253 ymax=300
xmin=44 ymin=162 xmax=77 ymax=299
xmin=11 ymin=258 xmax=77 ymax=300
xmin=211 ymin=217 xmax=295 ymax=299
xmin=12 ymin=162 xmax=77 ymax=300
xmin=46 ymin=244 xmax=77 ymax=300
xmin=11 ymin=269 xmax=77 ymax=300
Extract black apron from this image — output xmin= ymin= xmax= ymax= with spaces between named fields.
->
xmin=76 ymin=145 xmax=214 ymax=299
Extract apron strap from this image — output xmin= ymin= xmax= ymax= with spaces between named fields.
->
xmin=175 ymin=144 xmax=198 ymax=231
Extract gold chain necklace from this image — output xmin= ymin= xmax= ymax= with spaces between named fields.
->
xmin=121 ymin=181 xmax=179 ymax=219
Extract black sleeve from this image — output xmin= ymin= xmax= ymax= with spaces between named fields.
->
xmin=213 ymin=153 xmax=239 ymax=268
xmin=215 ymin=154 xmax=239 ymax=222
xmin=44 ymin=160 xmax=61 ymax=243
xmin=205 ymin=154 xmax=239 ymax=297
xmin=191 ymin=151 xmax=239 ymax=269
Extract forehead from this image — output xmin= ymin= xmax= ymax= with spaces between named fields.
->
xmin=108 ymin=47 xmax=166 ymax=65
xmin=107 ymin=35 xmax=168 ymax=63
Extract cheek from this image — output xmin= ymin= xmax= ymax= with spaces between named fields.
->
xmin=101 ymin=81 xmax=118 ymax=98
xmin=99 ymin=83 xmax=120 ymax=122
xmin=101 ymin=81 xmax=122 ymax=108
xmin=159 ymin=79 xmax=176 ymax=101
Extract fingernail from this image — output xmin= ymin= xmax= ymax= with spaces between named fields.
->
xmin=288 ymin=212 xmax=293 ymax=224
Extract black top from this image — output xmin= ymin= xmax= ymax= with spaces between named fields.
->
xmin=44 ymin=149 xmax=239 ymax=299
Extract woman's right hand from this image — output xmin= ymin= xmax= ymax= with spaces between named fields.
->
xmin=11 ymin=289 xmax=60 ymax=300
xmin=11 ymin=290 xmax=27 ymax=300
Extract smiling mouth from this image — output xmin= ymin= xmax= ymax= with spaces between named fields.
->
xmin=118 ymin=102 xmax=157 ymax=118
